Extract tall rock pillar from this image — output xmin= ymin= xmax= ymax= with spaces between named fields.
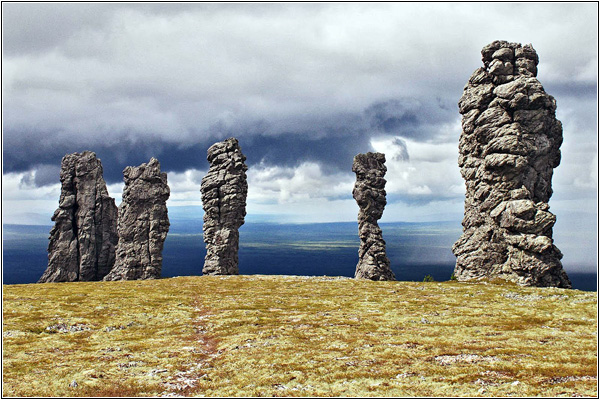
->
xmin=39 ymin=151 xmax=118 ymax=283
xmin=352 ymin=152 xmax=395 ymax=281
xmin=201 ymin=138 xmax=248 ymax=275
xmin=452 ymin=40 xmax=571 ymax=288
xmin=104 ymin=158 xmax=170 ymax=281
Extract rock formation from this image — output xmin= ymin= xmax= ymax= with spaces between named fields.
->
xmin=104 ymin=158 xmax=170 ymax=281
xmin=201 ymin=138 xmax=248 ymax=275
xmin=352 ymin=152 xmax=395 ymax=281
xmin=452 ymin=40 xmax=571 ymax=288
xmin=39 ymin=151 xmax=118 ymax=283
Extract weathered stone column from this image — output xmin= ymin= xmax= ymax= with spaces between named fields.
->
xmin=352 ymin=152 xmax=395 ymax=281
xmin=200 ymin=138 xmax=248 ymax=275
xmin=452 ymin=40 xmax=571 ymax=288
xmin=39 ymin=151 xmax=118 ymax=283
xmin=104 ymin=158 xmax=170 ymax=281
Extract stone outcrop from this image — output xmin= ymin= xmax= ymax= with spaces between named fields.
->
xmin=39 ymin=151 xmax=118 ymax=283
xmin=104 ymin=158 xmax=170 ymax=281
xmin=201 ymin=138 xmax=248 ymax=275
xmin=352 ymin=152 xmax=395 ymax=281
xmin=452 ymin=40 xmax=571 ymax=288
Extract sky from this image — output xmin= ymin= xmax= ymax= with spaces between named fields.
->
xmin=2 ymin=3 xmax=598 ymax=269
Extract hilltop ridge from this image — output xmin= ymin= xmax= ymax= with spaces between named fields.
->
xmin=3 ymin=275 xmax=597 ymax=397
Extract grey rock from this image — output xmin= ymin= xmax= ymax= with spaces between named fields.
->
xmin=352 ymin=152 xmax=395 ymax=281
xmin=452 ymin=40 xmax=571 ymax=288
xmin=104 ymin=158 xmax=170 ymax=281
xmin=200 ymin=138 xmax=248 ymax=275
xmin=39 ymin=151 xmax=118 ymax=283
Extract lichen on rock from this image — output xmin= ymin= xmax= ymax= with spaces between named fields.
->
xmin=352 ymin=152 xmax=395 ymax=281
xmin=39 ymin=151 xmax=118 ymax=283
xmin=453 ymin=40 xmax=571 ymax=288
xmin=104 ymin=158 xmax=170 ymax=281
xmin=200 ymin=138 xmax=248 ymax=275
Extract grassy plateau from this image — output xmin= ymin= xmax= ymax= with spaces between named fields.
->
xmin=2 ymin=275 xmax=598 ymax=397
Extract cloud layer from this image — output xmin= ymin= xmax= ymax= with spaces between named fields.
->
xmin=3 ymin=2 xmax=597 ymax=239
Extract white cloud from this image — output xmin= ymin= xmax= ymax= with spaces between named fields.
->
xmin=2 ymin=172 xmax=60 ymax=225
xmin=248 ymin=161 xmax=354 ymax=204
xmin=164 ymin=169 xmax=206 ymax=205
xmin=370 ymin=135 xmax=463 ymax=201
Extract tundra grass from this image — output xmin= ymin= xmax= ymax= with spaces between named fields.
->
xmin=2 ymin=275 xmax=597 ymax=397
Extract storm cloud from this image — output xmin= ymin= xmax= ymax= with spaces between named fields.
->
xmin=2 ymin=2 xmax=597 ymax=239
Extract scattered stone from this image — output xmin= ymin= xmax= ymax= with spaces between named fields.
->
xmin=475 ymin=378 xmax=498 ymax=387
xmin=481 ymin=370 xmax=513 ymax=379
xmin=117 ymin=361 xmax=140 ymax=369
xmin=104 ymin=158 xmax=170 ymax=280
xmin=200 ymin=138 xmax=248 ymax=275
xmin=434 ymin=354 xmax=498 ymax=366
xmin=148 ymin=369 xmax=168 ymax=376
xmin=69 ymin=381 xmax=78 ymax=388
xmin=502 ymin=292 xmax=544 ymax=301
xmin=352 ymin=152 xmax=395 ymax=281
xmin=104 ymin=325 xmax=126 ymax=332
xmin=39 ymin=151 xmax=118 ymax=283
xmin=453 ymin=40 xmax=571 ymax=288
xmin=395 ymin=372 xmax=417 ymax=379
xmin=45 ymin=322 xmax=92 ymax=333
xmin=545 ymin=376 xmax=597 ymax=384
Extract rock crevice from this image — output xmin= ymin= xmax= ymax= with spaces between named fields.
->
xmin=353 ymin=152 xmax=395 ymax=281
xmin=201 ymin=138 xmax=248 ymax=275
xmin=453 ymin=40 xmax=571 ymax=288
xmin=39 ymin=151 xmax=118 ymax=283
xmin=104 ymin=158 xmax=170 ymax=281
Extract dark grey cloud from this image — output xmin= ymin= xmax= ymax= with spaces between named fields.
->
xmin=544 ymin=81 xmax=597 ymax=100
xmin=18 ymin=164 xmax=60 ymax=187
xmin=390 ymin=138 xmax=410 ymax=162
xmin=3 ymin=97 xmax=453 ymax=185
xmin=364 ymin=99 xmax=455 ymax=139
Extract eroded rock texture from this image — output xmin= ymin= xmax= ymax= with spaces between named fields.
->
xmin=353 ymin=152 xmax=395 ymax=281
xmin=201 ymin=138 xmax=248 ymax=275
xmin=452 ymin=40 xmax=571 ymax=288
xmin=104 ymin=158 xmax=170 ymax=281
xmin=39 ymin=151 xmax=118 ymax=283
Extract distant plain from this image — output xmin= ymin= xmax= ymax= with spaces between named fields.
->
xmin=2 ymin=221 xmax=596 ymax=291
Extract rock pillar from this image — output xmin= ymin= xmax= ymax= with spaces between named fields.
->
xmin=452 ymin=40 xmax=571 ymax=288
xmin=201 ymin=138 xmax=248 ymax=275
xmin=39 ymin=151 xmax=118 ymax=282
xmin=352 ymin=152 xmax=395 ymax=281
xmin=104 ymin=158 xmax=170 ymax=280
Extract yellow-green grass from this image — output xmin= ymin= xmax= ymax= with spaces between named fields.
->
xmin=3 ymin=275 xmax=597 ymax=397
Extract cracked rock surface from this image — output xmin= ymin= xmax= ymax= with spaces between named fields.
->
xmin=352 ymin=152 xmax=395 ymax=281
xmin=453 ymin=40 xmax=571 ymax=288
xmin=39 ymin=151 xmax=118 ymax=283
xmin=201 ymin=138 xmax=248 ymax=275
xmin=104 ymin=158 xmax=170 ymax=281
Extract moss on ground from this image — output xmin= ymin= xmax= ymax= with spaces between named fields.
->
xmin=2 ymin=275 xmax=597 ymax=397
